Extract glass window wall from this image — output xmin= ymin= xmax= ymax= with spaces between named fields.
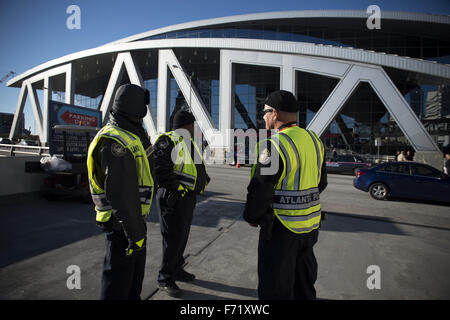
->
xmin=387 ymin=67 xmax=450 ymax=151
xmin=167 ymin=48 xmax=220 ymax=128
xmin=296 ymin=71 xmax=339 ymax=129
xmin=233 ymin=63 xmax=280 ymax=130
xmin=321 ymin=82 xmax=413 ymax=159
xmin=139 ymin=22 xmax=450 ymax=63
xmin=405 ymin=84 xmax=450 ymax=150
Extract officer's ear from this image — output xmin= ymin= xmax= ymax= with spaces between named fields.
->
xmin=273 ymin=109 xmax=279 ymax=122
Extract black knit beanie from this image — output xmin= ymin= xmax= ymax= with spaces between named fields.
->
xmin=264 ymin=90 xmax=299 ymax=113
xmin=173 ymin=110 xmax=195 ymax=129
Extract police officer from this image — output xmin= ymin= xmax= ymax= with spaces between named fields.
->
xmin=87 ymin=84 xmax=154 ymax=300
xmin=151 ymin=109 xmax=209 ymax=298
xmin=243 ymin=90 xmax=328 ymax=300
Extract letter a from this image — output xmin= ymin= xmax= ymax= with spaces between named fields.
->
xmin=66 ymin=5 xmax=81 ymax=30
xmin=366 ymin=265 xmax=381 ymax=290
xmin=366 ymin=5 xmax=381 ymax=30
xmin=66 ymin=265 xmax=81 ymax=290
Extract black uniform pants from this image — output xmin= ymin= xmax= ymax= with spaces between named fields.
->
xmin=100 ymin=227 xmax=146 ymax=300
xmin=258 ymin=218 xmax=319 ymax=300
xmin=156 ymin=188 xmax=196 ymax=285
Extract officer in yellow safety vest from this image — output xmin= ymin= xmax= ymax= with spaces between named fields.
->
xmin=243 ymin=90 xmax=328 ymax=300
xmin=150 ymin=108 xmax=210 ymax=298
xmin=87 ymin=84 xmax=154 ymax=300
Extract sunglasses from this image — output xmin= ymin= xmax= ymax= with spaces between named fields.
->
xmin=262 ymin=109 xmax=274 ymax=116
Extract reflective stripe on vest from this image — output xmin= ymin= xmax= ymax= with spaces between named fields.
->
xmin=253 ymin=126 xmax=324 ymax=234
xmin=87 ymin=125 xmax=154 ymax=222
xmin=273 ymin=187 xmax=320 ymax=210
xmin=156 ymin=131 xmax=206 ymax=193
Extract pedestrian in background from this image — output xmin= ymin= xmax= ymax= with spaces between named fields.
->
xmin=87 ymin=84 xmax=154 ymax=300
xmin=397 ymin=150 xmax=406 ymax=161
xmin=243 ymin=90 xmax=327 ymax=300
xmin=332 ymin=148 xmax=338 ymax=159
xmin=405 ymin=150 xmax=414 ymax=161
xmin=444 ymin=151 xmax=450 ymax=175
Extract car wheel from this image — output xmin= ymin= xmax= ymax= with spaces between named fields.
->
xmin=369 ymin=183 xmax=388 ymax=200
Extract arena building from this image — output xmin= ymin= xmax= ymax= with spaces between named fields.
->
xmin=7 ymin=10 xmax=450 ymax=166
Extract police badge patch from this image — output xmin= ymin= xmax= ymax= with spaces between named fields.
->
xmin=259 ymin=148 xmax=271 ymax=165
xmin=111 ymin=142 xmax=126 ymax=157
xmin=157 ymin=139 xmax=169 ymax=150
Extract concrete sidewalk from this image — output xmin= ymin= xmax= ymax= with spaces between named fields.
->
xmin=1 ymin=169 xmax=449 ymax=300
xmin=0 ymin=192 xmax=251 ymax=300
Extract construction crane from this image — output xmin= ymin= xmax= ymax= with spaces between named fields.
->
xmin=0 ymin=71 xmax=15 ymax=83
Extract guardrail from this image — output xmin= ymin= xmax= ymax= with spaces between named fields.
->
xmin=325 ymin=151 xmax=396 ymax=163
xmin=0 ymin=143 xmax=49 ymax=157
xmin=363 ymin=155 xmax=396 ymax=163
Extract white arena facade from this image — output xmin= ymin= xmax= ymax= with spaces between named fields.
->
xmin=7 ymin=10 xmax=450 ymax=166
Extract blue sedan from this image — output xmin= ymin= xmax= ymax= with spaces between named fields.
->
xmin=353 ymin=161 xmax=450 ymax=203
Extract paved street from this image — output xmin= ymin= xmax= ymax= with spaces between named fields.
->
xmin=1 ymin=165 xmax=449 ymax=300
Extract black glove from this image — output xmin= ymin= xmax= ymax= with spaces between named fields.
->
xmin=126 ymin=237 xmax=146 ymax=256
xmin=122 ymin=220 xmax=147 ymax=256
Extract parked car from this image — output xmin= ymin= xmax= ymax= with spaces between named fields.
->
xmin=0 ymin=138 xmax=12 ymax=144
xmin=18 ymin=139 xmax=39 ymax=146
xmin=326 ymin=154 xmax=372 ymax=175
xmin=354 ymin=161 xmax=450 ymax=203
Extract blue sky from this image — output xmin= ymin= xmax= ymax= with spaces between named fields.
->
xmin=1 ymin=0 xmax=449 ymax=134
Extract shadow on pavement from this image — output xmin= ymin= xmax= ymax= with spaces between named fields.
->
xmin=0 ymin=191 xmax=246 ymax=268
xmin=320 ymin=211 xmax=408 ymax=236
xmin=189 ymin=279 xmax=257 ymax=299
xmin=147 ymin=191 xmax=245 ymax=228
xmin=0 ymin=198 xmax=101 ymax=268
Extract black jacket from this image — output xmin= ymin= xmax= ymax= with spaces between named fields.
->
xmin=151 ymin=134 xmax=208 ymax=195
xmin=92 ymin=114 xmax=151 ymax=244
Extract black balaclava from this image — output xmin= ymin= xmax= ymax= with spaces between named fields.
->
xmin=109 ymin=84 xmax=151 ymax=148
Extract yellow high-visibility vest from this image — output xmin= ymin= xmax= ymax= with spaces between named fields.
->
xmin=156 ymin=130 xmax=208 ymax=193
xmin=87 ymin=124 xmax=154 ymax=222
xmin=252 ymin=126 xmax=325 ymax=234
